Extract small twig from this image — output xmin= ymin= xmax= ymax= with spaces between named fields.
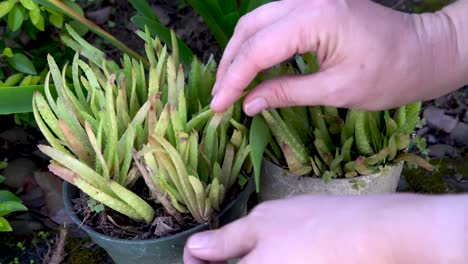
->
xmin=132 ymin=150 xmax=185 ymax=226
xmin=106 ymin=215 xmax=142 ymax=235
xmin=45 ymin=225 xmax=68 ymax=264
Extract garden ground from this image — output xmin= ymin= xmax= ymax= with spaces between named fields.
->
xmin=0 ymin=0 xmax=466 ymax=263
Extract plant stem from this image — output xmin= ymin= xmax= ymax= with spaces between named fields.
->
xmin=132 ymin=150 xmax=185 ymax=226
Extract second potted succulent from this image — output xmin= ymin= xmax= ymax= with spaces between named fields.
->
xmin=251 ymin=54 xmax=433 ymax=201
xmin=33 ymin=26 xmax=254 ymax=263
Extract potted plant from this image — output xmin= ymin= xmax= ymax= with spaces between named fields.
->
xmin=33 ymin=25 xmax=254 ymax=263
xmin=251 ymin=54 xmax=433 ymax=201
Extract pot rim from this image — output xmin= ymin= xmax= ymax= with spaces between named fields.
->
xmin=63 ymin=176 xmax=254 ymax=244
xmin=262 ymin=158 xmax=403 ymax=181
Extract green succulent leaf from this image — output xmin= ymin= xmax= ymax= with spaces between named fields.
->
xmin=249 ymin=115 xmax=270 ymax=192
xmin=131 ymin=16 xmax=194 ymax=66
xmin=394 ymin=153 xmax=434 ymax=171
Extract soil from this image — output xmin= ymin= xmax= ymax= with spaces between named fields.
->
xmin=70 ymin=176 xmax=247 ymax=240
xmin=81 ymin=0 xmax=221 ymax=64
xmin=71 ymin=180 xmax=196 ymax=240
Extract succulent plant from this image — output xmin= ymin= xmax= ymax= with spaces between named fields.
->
xmin=134 ymin=32 xmax=252 ymax=225
xmin=33 ymin=25 xmax=252 ymax=225
xmin=255 ymin=54 xmax=433 ymax=181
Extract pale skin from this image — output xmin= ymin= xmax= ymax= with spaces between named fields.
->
xmin=184 ymin=0 xmax=468 ymax=263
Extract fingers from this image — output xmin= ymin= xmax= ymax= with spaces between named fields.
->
xmin=183 ymin=248 xmax=206 ymax=264
xmin=215 ymin=1 xmax=293 ymax=91
xmin=184 ymin=216 xmax=257 ymax=262
xmin=211 ymin=15 xmax=312 ymax=112
xmin=183 ymin=248 xmax=227 ymax=264
xmin=243 ymin=68 xmax=351 ymax=116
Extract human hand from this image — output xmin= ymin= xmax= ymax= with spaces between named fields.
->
xmin=210 ymin=0 xmax=465 ymax=116
xmin=184 ymin=194 xmax=468 ymax=264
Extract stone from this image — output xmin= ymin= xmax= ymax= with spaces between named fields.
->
xmin=87 ymin=7 xmax=112 ymax=25
xmin=450 ymin=122 xmax=468 ymax=145
xmin=2 ymin=158 xmax=37 ymax=189
xmin=0 ymin=127 xmax=29 ymax=144
xmin=20 ymin=186 xmax=45 ymax=208
xmin=34 ymin=171 xmax=71 ymax=224
xmin=423 ymin=106 xmax=459 ymax=133
xmin=151 ymin=5 xmax=171 ymax=26
xmin=428 ymin=144 xmax=460 ymax=159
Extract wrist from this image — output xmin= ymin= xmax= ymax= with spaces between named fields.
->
xmin=385 ymin=195 xmax=468 ymax=263
xmin=408 ymin=4 xmax=468 ymax=100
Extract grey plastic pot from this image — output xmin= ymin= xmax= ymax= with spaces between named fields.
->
xmin=63 ymin=178 xmax=255 ymax=264
xmin=259 ymin=159 xmax=403 ymax=201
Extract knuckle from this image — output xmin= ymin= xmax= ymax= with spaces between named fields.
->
xmin=239 ymin=38 xmax=262 ymax=71
xmin=248 ymin=202 xmax=273 ymax=223
xmin=322 ymin=83 xmax=351 ymax=108
xmin=235 ymin=14 xmax=251 ymax=35
xmin=272 ymin=78 xmax=294 ymax=106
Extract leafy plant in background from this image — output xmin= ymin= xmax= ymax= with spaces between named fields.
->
xmin=0 ymin=0 xmax=85 ymax=120
xmin=34 ymin=25 xmax=252 ymax=225
xmin=0 ymin=0 xmax=148 ymax=115
xmin=250 ymin=54 xmax=433 ymax=184
xmin=129 ymin=0 xmax=275 ymax=65
xmin=184 ymin=0 xmax=274 ymax=49
xmin=0 ymin=0 xmax=68 ymax=32
xmin=0 ymin=174 xmax=28 ymax=232
xmin=0 ymin=0 xmax=84 ymax=79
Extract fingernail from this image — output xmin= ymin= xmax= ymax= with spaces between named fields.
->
xmin=211 ymin=82 xmax=220 ymax=95
xmin=244 ymin=97 xmax=268 ymax=116
xmin=210 ymin=94 xmax=220 ymax=110
xmin=188 ymin=232 xmax=213 ymax=249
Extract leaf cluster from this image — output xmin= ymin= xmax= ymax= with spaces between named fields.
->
xmin=33 ymin=25 xmax=252 ymax=225
xmin=0 ymin=175 xmax=28 ymax=232
xmin=251 ymin=54 xmax=433 ymax=181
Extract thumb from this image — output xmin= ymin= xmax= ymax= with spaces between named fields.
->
xmin=184 ymin=217 xmax=257 ymax=262
xmin=243 ymin=69 xmax=351 ymax=116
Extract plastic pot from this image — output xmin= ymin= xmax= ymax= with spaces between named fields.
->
xmin=259 ymin=159 xmax=403 ymax=201
xmin=63 ymin=178 xmax=255 ymax=264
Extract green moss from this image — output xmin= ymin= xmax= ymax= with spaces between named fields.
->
xmin=65 ymin=237 xmax=110 ymax=264
xmin=404 ymin=168 xmax=455 ymax=194
xmin=412 ymin=0 xmax=453 ymax=13
xmin=402 ymin=158 xmax=467 ymax=194
xmin=67 ymin=247 xmax=110 ymax=264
